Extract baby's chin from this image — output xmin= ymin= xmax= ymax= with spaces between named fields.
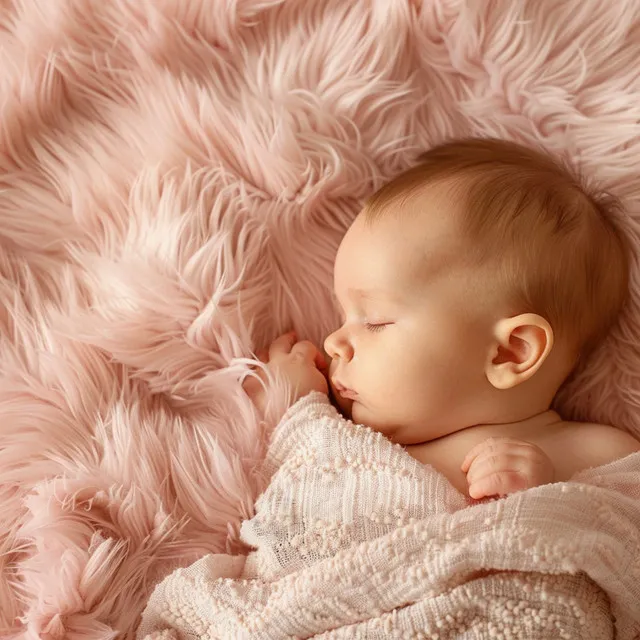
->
xmin=341 ymin=397 xmax=373 ymax=430
xmin=350 ymin=404 xmax=407 ymax=443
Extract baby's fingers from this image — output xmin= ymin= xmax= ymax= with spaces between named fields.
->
xmin=468 ymin=470 xmax=528 ymax=500
xmin=290 ymin=340 xmax=326 ymax=369
xmin=269 ymin=331 xmax=297 ymax=358
xmin=461 ymin=437 xmax=535 ymax=473
xmin=464 ymin=453 xmax=525 ymax=487
xmin=291 ymin=340 xmax=317 ymax=361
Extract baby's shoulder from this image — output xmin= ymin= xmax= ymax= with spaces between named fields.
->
xmin=560 ymin=419 xmax=638 ymax=445
xmin=552 ymin=420 xmax=640 ymax=476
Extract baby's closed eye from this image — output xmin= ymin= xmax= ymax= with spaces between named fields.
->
xmin=364 ymin=322 xmax=393 ymax=333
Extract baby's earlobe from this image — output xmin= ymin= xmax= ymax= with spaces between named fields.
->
xmin=486 ymin=361 xmax=519 ymax=390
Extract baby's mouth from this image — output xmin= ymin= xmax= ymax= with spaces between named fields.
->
xmin=332 ymin=379 xmax=359 ymax=401
xmin=328 ymin=379 xmax=355 ymax=420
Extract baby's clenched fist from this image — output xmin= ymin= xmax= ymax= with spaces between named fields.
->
xmin=461 ymin=437 xmax=555 ymax=500
xmin=244 ymin=332 xmax=329 ymax=415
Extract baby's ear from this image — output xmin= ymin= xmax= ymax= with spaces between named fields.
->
xmin=485 ymin=314 xmax=554 ymax=390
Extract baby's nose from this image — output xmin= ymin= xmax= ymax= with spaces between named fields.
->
xmin=324 ymin=328 xmax=353 ymax=362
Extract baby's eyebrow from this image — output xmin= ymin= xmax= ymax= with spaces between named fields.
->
xmin=343 ymin=287 xmax=379 ymax=299
xmin=333 ymin=287 xmax=398 ymax=307
xmin=332 ymin=288 xmax=374 ymax=306
xmin=349 ymin=288 xmax=374 ymax=300
xmin=349 ymin=288 xmax=397 ymax=303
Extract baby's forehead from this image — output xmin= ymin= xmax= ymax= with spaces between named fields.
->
xmin=370 ymin=184 xmax=469 ymax=248
xmin=336 ymin=203 xmax=471 ymax=292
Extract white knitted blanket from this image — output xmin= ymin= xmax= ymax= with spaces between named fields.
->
xmin=137 ymin=393 xmax=640 ymax=639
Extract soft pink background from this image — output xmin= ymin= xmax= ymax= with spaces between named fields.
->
xmin=1 ymin=0 xmax=640 ymax=637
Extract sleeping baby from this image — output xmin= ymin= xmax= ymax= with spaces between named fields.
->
xmin=138 ymin=140 xmax=640 ymax=636
xmin=246 ymin=138 xmax=640 ymax=500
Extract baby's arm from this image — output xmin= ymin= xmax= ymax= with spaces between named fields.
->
xmin=461 ymin=438 xmax=555 ymax=500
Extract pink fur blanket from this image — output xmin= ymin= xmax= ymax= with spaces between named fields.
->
xmin=136 ymin=394 xmax=640 ymax=639
xmin=1 ymin=0 xmax=640 ymax=637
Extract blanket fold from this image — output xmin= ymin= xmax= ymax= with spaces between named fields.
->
xmin=137 ymin=393 xmax=640 ymax=639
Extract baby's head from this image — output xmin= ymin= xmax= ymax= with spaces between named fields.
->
xmin=325 ymin=138 xmax=629 ymax=444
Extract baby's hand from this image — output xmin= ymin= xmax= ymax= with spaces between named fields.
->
xmin=243 ymin=331 xmax=329 ymax=415
xmin=461 ymin=437 xmax=555 ymax=500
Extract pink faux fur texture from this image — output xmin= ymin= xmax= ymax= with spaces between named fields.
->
xmin=1 ymin=0 xmax=640 ymax=637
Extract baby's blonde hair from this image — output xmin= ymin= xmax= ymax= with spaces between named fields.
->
xmin=365 ymin=138 xmax=630 ymax=356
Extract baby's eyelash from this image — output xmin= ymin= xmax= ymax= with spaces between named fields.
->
xmin=364 ymin=322 xmax=387 ymax=333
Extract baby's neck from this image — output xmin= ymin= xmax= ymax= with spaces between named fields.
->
xmin=460 ymin=409 xmax=563 ymax=441
xmin=405 ymin=408 xmax=567 ymax=497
